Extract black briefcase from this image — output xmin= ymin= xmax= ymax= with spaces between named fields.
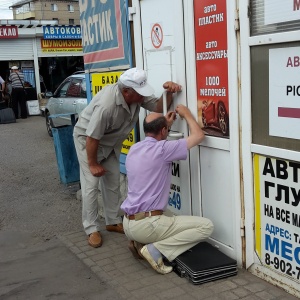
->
xmin=172 ymin=242 xmax=238 ymax=284
xmin=0 ymin=108 xmax=16 ymax=124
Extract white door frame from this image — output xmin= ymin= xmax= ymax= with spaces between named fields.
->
xmin=240 ymin=0 xmax=300 ymax=296
xmin=132 ymin=0 xmax=243 ymax=265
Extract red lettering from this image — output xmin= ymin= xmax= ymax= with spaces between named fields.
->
xmin=286 ymin=56 xmax=300 ymax=67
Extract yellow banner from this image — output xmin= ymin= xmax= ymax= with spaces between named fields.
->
xmin=41 ymin=48 xmax=82 ymax=52
xmin=91 ymin=72 xmax=136 ymax=155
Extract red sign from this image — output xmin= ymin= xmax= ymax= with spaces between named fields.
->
xmin=0 ymin=26 xmax=18 ymax=39
xmin=194 ymin=1 xmax=229 ymax=137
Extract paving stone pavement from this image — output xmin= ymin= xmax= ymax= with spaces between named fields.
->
xmin=59 ymin=222 xmax=299 ymax=300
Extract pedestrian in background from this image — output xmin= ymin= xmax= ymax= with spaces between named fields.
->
xmin=0 ymin=75 xmax=4 ymax=103
xmin=73 ymin=67 xmax=182 ymax=248
xmin=9 ymin=66 xmax=27 ymax=119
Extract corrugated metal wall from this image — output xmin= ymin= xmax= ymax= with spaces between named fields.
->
xmin=0 ymin=38 xmax=34 ymax=60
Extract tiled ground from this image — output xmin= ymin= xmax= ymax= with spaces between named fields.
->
xmin=59 ymin=222 xmax=299 ymax=300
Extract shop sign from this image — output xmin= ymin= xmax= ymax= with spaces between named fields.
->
xmin=0 ymin=26 xmax=18 ymax=39
xmin=91 ymin=71 xmax=135 ymax=154
xmin=264 ymin=0 xmax=300 ymax=25
xmin=41 ymin=39 xmax=82 ymax=52
xmin=79 ymin=0 xmax=131 ymax=71
xmin=43 ymin=25 xmax=81 ymax=39
xmin=254 ymin=154 xmax=300 ymax=283
xmin=194 ymin=0 xmax=229 ymax=137
xmin=269 ymin=47 xmax=300 ymax=140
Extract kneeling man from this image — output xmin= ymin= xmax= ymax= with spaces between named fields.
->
xmin=121 ymin=104 xmax=214 ymax=274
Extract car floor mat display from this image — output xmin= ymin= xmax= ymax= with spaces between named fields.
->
xmin=171 ymin=242 xmax=238 ymax=284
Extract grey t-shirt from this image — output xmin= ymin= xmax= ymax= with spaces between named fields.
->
xmin=73 ymin=83 xmax=158 ymax=158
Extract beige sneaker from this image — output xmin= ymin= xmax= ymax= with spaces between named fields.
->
xmin=140 ymin=246 xmax=173 ymax=274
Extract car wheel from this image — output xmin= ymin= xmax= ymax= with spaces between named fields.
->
xmin=218 ymin=102 xmax=229 ymax=136
xmin=46 ymin=111 xmax=53 ymax=137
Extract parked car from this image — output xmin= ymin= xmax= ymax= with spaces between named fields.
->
xmin=201 ymin=99 xmax=229 ymax=136
xmin=45 ymin=73 xmax=87 ymax=137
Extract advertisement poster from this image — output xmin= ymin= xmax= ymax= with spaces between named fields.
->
xmin=194 ymin=0 xmax=229 ymax=137
xmin=269 ymin=47 xmax=300 ymax=140
xmin=0 ymin=26 xmax=18 ymax=39
xmin=79 ymin=0 xmax=131 ymax=71
xmin=264 ymin=0 xmax=300 ymax=25
xmin=254 ymin=154 xmax=300 ymax=283
xmin=43 ymin=25 xmax=81 ymax=39
xmin=41 ymin=39 xmax=82 ymax=52
xmin=91 ymin=71 xmax=136 ymax=155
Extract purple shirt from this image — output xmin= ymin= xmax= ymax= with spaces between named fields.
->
xmin=121 ymin=137 xmax=187 ymax=215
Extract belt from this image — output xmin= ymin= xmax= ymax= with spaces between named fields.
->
xmin=125 ymin=210 xmax=163 ymax=221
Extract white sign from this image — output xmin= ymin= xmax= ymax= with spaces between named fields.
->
xmin=269 ymin=47 xmax=300 ymax=140
xmin=264 ymin=0 xmax=300 ymax=25
xmin=254 ymin=155 xmax=300 ymax=283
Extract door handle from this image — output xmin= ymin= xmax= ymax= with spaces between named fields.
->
xmin=163 ymin=91 xmax=184 ymax=138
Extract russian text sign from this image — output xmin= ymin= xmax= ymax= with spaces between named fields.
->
xmin=269 ymin=47 xmax=300 ymax=140
xmin=194 ymin=0 xmax=229 ymax=137
xmin=43 ymin=26 xmax=81 ymax=39
xmin=79 ymin=0 xmax=131 ymax=71
xmin=0 ymin=26 xmax=18 ymax=39
xmin=41 ymin=39 xmax=82 ymax=52
xmin=254 ymin=154 xmax=300 ymax=283
xmin=264 ymin=0 xmax=300 ymax=25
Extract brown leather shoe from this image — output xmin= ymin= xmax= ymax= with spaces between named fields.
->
xmin=106 ymin=223 xmax=124 ymax=234
xmin=88 ymin=231 xmax=102 ymax=248
xmin=128 ymin=240 xmax=144 ymax=259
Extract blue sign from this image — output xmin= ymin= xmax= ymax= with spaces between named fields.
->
xmin=43 ymin=26 xmax=81 ymax=39
xmin=79 ymin=0 xmax=131 ymax=71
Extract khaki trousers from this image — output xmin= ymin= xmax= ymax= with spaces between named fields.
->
xmin=123 ymin=214 xmax=214 ymax=261
xmin=74 ymin=136 xmax=122 ymax=235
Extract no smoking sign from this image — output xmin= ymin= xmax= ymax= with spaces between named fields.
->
xmin=151 ymin=23 xmax=163 ymax=49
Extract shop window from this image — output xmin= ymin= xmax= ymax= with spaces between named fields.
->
xmin=51 ymin=4 xmax=58 ymax=12
xmin=250 ymin=0 xmax=300 ymax=36
xmin=68 ymin=4 xmax=74 ymax=12
xmin=251 ymin=42 xmax=300 ymax=152
xmin=67 ymin=79 xmax=81 ymax=97
xmin=69 ymin=19 xmax=74 ymax=25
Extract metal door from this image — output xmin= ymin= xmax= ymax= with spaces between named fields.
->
xmin=132 ymin=0 xmax=242 ymax=264
xmin=132 ymin=0 xmax=192 ymax=215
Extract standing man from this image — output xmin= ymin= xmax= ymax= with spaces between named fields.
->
xmin=9 ymin=66 xmax=27 ymax=119
xmin=121 ymin=105 xmax=214 ymax=274
xmin=73 ymin=68 xmax=182 ymax=248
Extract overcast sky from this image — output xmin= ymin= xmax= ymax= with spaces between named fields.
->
xmin=0 ymin=0 xmax=15 ymax=20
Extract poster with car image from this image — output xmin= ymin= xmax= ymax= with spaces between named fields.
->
xmin=194 ymin=0 xmax=229 ymax=137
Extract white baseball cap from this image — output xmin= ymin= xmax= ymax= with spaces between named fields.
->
xmin=11 ymin=66 xmax=18 ymax=70
xmin=119 ymin=68 xmax=154 ymax=97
